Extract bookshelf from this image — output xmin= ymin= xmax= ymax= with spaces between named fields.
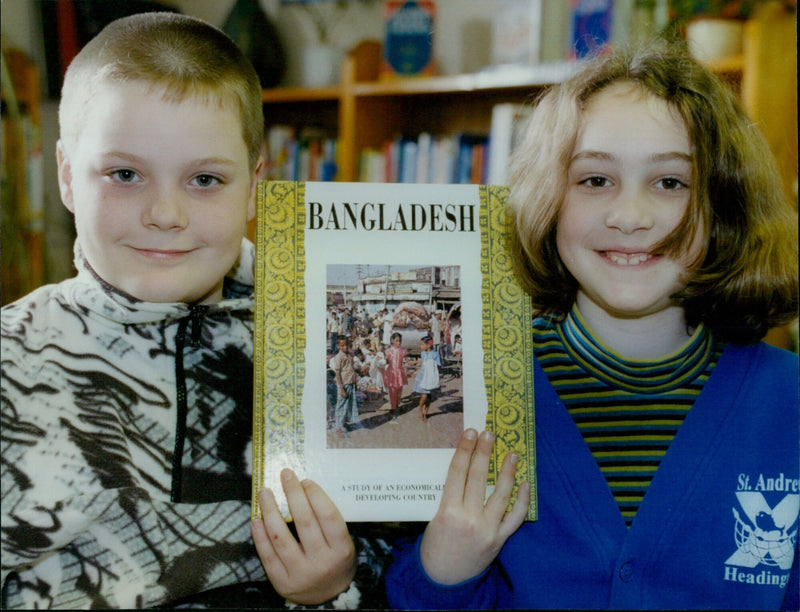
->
xmin=261 ymin=3 xmax=795 ymax=195
xmin=1 ymin=49 xmax=44 ymax=305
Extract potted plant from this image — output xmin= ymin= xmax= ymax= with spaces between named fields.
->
xmin=669 ymin=0 xmax=759 ymax=60
xmin=282 ymin=0 xmax=378 ymax=87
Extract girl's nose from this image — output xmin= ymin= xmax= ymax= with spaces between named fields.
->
xmin=142 ymin=187 xmax=189 ymax=230
xmin=605 ymin=188 xmax=654 ymax=234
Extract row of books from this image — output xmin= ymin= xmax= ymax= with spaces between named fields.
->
xmin=264 ymin=125 xmax=338 ymax=182
xmin=263 ymin=101 xmax=532 ymax=185
xmin=358 ymin=132 xmax=489 ymax=185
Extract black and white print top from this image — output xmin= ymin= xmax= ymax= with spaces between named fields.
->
xmin=0 ymin=240 xmax=388 ymax=609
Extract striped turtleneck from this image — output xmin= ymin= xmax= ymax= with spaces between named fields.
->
xmin=533 ymin=306 xmax=723 ymax=527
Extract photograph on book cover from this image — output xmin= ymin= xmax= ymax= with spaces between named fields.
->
xmin=253 ymin=180 xmax=535 ymax=522
xmin=325 ymin=263 xmax=463 ymax=449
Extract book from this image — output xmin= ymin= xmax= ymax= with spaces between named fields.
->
xmin=487 ymin=103 xmax=533 ymax=186
xmin=357 ymin=133 xmax=489 ymax=185
xmin=252 ymin=181 xmax=537 ymax=522
xmin=491 ymin=0 xmax=542 ymax=68
xmin=381 ymin=0 xmax=437 ymax=78
xmin=569 ymin=0 xmax=614 ymax=59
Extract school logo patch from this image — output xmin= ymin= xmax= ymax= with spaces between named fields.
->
xmin=724 ymin=474 xmax=798 ymax=589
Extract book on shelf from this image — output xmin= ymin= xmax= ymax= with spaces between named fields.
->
xmin=382 ymin=0 xmax=437 ymax=79
xmin=358 ymin=133 xmax=488 ymax=184
xmin=491 ymin=0 xmax=542 ymax=68
xmin=265 ymin=125 xmax=337 ymax=182
xmin=487 ymin=102 xmax=533 ymax=186
xmin=252 ymin=180 xmax=537 ymax=522
xmin=569 ymin=0 xmax=613 ymax=59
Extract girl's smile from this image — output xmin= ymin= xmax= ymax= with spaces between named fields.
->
xmin=556 ymin=81 xmax=705 ymax=356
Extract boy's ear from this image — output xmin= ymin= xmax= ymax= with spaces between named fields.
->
xmin=56 ymin=140 xmax=76 ymax=214
xmin=247 ymin=156 xmax=265 ymax=223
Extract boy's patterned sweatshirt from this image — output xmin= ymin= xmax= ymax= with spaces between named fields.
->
xmin=1 ymin=240 xmax=387 ymax=609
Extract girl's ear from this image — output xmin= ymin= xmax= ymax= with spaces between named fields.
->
xmin=56 ymin=140 xmax=75 ymax=214
xmin=247 ymin=157 xmax=265 ymax=223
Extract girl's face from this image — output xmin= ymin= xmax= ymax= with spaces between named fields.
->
xmin=419 ymin=340 xmax=428 ymax=351
xmin=556 ymin=82 xmax=703 ymax=325
xmin=392 ymin=336 xmax=401 ymax=348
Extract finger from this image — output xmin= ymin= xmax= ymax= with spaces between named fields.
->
xmin=252 ymin=489 xmax=292 ymax=582
xmin=259 ymin=485 xmax=309 ymax=567
xmin=300 ymin=479 xmax=350 ymax=550
xmin=281 ymin=469 xmax=326 ymax=549
xmin=440 ymin=429 xmax=479 ymax=507
xmin=463 ymin=430 xmax=494 ymax=508
xmin=485 ymin=451 xmax=520 ymax=522
xmin=497 ymin=480 xmax=530 ymax=541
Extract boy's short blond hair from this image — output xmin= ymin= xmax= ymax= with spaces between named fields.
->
xmin=59 ymin=12 xmax=264 ymax=170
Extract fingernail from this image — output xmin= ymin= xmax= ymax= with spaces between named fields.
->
xmin=481 ymin=430 xmax=494 ymax=442
xmin=509 ymin=453 xmax=518 ymax=465
xmin=464 ymin=429 xmax=477 ymax=440
xmin=281 ymin=468 xmax=294 ymax=481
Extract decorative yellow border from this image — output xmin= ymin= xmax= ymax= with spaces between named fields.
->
xmin=480 ymin=185 xmax=537 ymax=520
xmin=252 ymin=181 xmax=307 ymax=519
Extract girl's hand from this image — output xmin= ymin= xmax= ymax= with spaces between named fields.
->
xmin=252 ymin=469 xmax=356 ymax=605
xmin=419 ymin=429 xmax=529 ymax=585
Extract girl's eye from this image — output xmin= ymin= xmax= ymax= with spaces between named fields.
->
xmin=110 ymin=169 xmax=139 ymax=183
xmin=580 ymin=176 xmax=611 ymax=189
xmin=192 ymin=174 xmax=221 ymax=188
xmin=656 ymin=177 xmax=688 ymax=190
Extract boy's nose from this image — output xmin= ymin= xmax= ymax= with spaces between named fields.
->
xmin=142 ymin=188 xmax=189 ymax=230
xmin=604 ymin=188 xmax=654 ymax=234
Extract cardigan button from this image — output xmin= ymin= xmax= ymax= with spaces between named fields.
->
xmin=619 ymin=561 xmax=634 ymax=583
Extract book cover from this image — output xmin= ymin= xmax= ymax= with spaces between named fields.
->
xmin=381 ymin=0 xmax=437 ymax=78
xmin=569 ymin=0 xmax=613 ymax=59
xmin=252 ymin=180 xmax=536 ymax=522
xmin=487 ymin=103 xmax=533 ymax=186
xmin=491 ymin=0 xmax=542 ymax=67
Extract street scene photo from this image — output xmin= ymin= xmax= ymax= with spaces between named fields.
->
xmin=326 ymin=264 xmax=463 ymax=449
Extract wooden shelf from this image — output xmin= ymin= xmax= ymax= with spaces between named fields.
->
xmin=261 ymin=85 xmax=341 ymax=103
xmin=260 ymin=3 xmax=795 ymax=193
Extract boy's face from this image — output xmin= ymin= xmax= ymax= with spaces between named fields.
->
xmin=337 ymin=340 xmax=350 ymax=354
xmin=57 ymin=79 xmax=259 ymax=304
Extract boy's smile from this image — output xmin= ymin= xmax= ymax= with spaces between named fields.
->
xmin=57 ymin=80 xmax=257 ymax=304
xmin=557 ymin=82 xmax=704 ymax=351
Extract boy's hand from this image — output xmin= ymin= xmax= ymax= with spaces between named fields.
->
xmin=419 ymin=429 xmax=529 ymax=585
xmin=252 ymin=469 xmax=356 ymax=605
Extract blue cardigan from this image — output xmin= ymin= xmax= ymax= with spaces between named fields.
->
xmin=385 ymin=342 xmax=799 ymax=609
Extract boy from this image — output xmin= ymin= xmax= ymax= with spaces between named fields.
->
xmin=331 ymin=337 xmax=361 ymax=435
xmin=1 ymin=13 xmax=384 ymax=609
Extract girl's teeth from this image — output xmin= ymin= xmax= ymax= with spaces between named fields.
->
xmin=607 ymin=252 xmax=651 ymax=265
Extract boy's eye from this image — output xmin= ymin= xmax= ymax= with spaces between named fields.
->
xmin=191 ymin=174 xmax=221 ymax=188
xmin=111 ymin=169 xmax=139 ymax=183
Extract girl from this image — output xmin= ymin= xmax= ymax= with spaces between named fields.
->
xmin=383 ymin=332 xmax=408 ymax=422
xmin=413 ymin=335 xmax=442 ymax=421
xmin=386 ymin=39 xmax=798 ymax=610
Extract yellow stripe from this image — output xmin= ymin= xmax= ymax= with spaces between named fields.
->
xmin=601 ymin=465 xmax=658 ymax=473
xmin=594 ymin=450 xmax=667 ymax=458
xmin=578 ymin=420 xmax=685 ymax=428
xmin=583 ymin=435 xmax=675 ymax=442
